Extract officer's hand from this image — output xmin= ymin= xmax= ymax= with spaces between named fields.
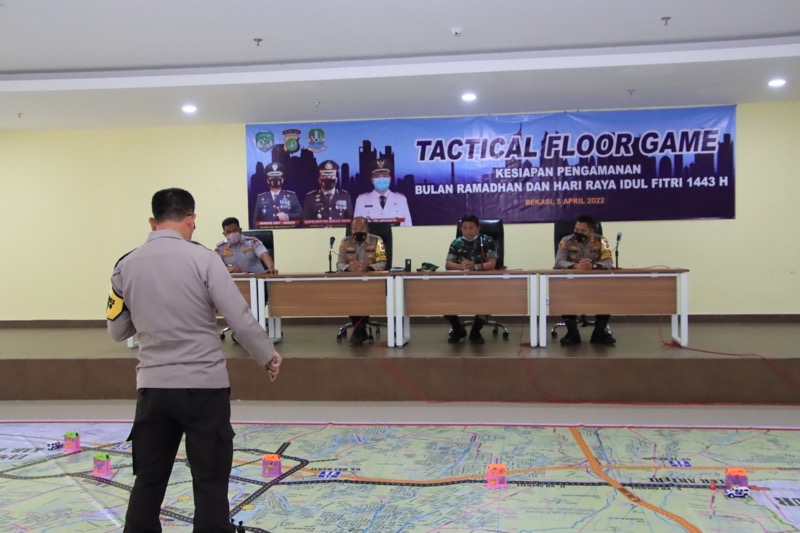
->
xmin=276 ymin=212 xmax=289 ymax=221
xmin=227 ymin=265 xmax=242 ymax=273
xmin=265 ymin=351 xmax=282 ymax=382
xmin=265 ymin=267 xmax=278 ymax=275
xmin=577 ymin=259 xmax=592 ymax=270
xmin=461 ymin=260 xmax=473 ymax=271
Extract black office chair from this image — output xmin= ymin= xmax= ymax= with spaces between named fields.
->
xmin=453 ymin=218 xmax=510 ymax=340
xmin=220 ymin=230 xmax=275 ymax=341
xmin=336 ymin=222 xmax=393 ymax=343
xmin=550 ymin=219 xmax=604 ymax=339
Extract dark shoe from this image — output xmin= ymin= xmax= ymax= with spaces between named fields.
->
xmin=560 ymin=331 xmax=582 ymax=346
xmin=469 ymin=332 xmax=485 ymax=344
xmin=590 ymin=328 xmax=616 ymax=345
xmin=350 ymin=327 xmax=367 ymax=346
xmin=448 ymin=327 xmax=467 ymax=344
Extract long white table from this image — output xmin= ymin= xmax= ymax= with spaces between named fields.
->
xmin=231 ymin=268 xmax=689 ymax=349
xmin=537 ymin=269 xmax=689 ymax=347
xmin=241 ymin=272 xmax=396 ymax=346
xmin=394 ymin=271 xmax=537 ymax=347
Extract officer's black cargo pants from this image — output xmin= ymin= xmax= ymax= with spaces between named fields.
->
xmin=124 ymin=388 xmax=235 ymax=533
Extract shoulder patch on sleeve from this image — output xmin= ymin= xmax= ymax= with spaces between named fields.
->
xmin=559 ymin=241 xmax=567 ymax=250
xmin=106 ymin=287 xmax=126 ymax=320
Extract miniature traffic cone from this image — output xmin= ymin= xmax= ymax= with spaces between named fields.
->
xmin=710 ymin=479 xmax=717 ymax=490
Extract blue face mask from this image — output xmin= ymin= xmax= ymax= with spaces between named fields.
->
xmin=373 ymin=177 xmax=391 ymax=193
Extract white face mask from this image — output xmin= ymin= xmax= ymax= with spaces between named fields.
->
xmin=227 ymin=232 xmax=241 ymax=245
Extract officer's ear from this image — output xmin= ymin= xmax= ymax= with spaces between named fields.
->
xmin=148 ymin=217 xmax=157 ymax=231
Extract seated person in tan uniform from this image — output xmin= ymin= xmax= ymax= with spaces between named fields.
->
xmin=336 ymin=216 xmax=387 ymax=345
xmin=215 ymin=217 xmax=276 ymax=274
xmin=554 ymin=214 xmax=614 ymax=346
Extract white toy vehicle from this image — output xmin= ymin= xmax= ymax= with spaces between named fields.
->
xmin=726 ymin=485 xmax=750 ymax=498
xmin=46 ymin=441 xmax=64 ymax=451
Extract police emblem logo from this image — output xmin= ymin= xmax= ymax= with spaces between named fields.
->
xmin=255 ymin=132 xmax=274 ymax=153
xmin=308 ymin=128 xmax=326 ymax=153
xmin=282 ymin=129 xmax=301 ymax=153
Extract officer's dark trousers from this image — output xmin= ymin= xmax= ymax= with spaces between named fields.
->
xmin=124 ymin=388 xmax=235 ymax=533
xmin=563 ymin=315 xmax=611 ymax=332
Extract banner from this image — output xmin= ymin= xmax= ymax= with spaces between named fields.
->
xmin=246 ymin=106 xmax=735 ymax=228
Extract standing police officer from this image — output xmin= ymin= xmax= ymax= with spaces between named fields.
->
xmin=252 ymin=162 xmax=302 ymax=227
xmin=554 ymin=214 xmax=615 ymax=346
xmin=107 ymin=188 xmax=282 ymax=532
xmin=303 ymin=160 xmax=353 ymax=224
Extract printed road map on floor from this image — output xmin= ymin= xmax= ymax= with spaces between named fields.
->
xmin=1 ymin=422 xmax=799 ymax=532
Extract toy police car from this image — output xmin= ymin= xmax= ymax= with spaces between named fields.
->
xmin=726 ymin=485 xmax=750 ymax=498
xmin=46 ymin=441 xmax=64 ymax=451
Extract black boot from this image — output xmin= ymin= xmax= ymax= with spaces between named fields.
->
xmin=590 ymin=316 xmax=616 ymax=345
xmin=469 ymin=316 xmax=486 ymax=344
xmin=446 ymin=315 xmax=467 ymax=343
xmin=560 ymin=317 xmax=581 ymax=346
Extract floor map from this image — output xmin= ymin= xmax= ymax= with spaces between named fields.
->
xmin=1 ymin=422 xmax=799 ymax=532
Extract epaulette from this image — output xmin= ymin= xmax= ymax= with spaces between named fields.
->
xmin=114 ymin=249 xmax=136 ymax=267
xmin=339 ymin=189 xmax=350 ymax=194
xmin=285 ymin=190 xmax=297 ymax=194
xmin=305 ymin=190 xmax=319 ymax=197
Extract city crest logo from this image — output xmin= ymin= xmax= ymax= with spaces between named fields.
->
xmin=308 ymin=128 xmax=327 ymax=153
xmin=282 ymin=129 xmax=301 ymax=154
xmin=254 ymin=132 xmax=274 ymax=153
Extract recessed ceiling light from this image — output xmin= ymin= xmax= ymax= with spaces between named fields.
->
xmin=182 ymin=104 xmax=198 ymax=114
xmin=461 ymin=92 xmax=477 ymax=102
xmin=768 ymin=78 xmax=786 ymax=88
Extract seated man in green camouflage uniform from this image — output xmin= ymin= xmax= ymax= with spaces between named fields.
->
xmin=444 ymin=215 xmax=498 ymax=344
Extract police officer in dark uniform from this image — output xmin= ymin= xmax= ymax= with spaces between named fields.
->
xmin=107 ymin=188 xmax=281 ymax=532
xmin=444 ymin=215 xmax=499 ymax=344
xmin=252 ymin=162 xmax=302 ymax=227
xmin=554 ymin=214 xmax=615 ymax=346
xmin=303 ymin=160 xmax=353 ymax=224
xmin=336 ymin=216 xmax=387 ymax=345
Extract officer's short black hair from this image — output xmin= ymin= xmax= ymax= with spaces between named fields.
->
xmin=351 ymin=216 xmax=369 ymax=230
xmin=461 ymin=215 xmax=480 ymax=227
xmin=152 ymin=188 xmax=195 ymax=222
xmin=222 ymin=217 xmax=240 ymax=229
xmin=576 ymin=215 xmax=595 ymax=227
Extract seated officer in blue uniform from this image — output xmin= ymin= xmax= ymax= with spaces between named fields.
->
xmin=554 ymin=214 xmax=615 ymax=345
xmin=215 ymin=217 xmax=276 ymax=274
xmin=444 ymin=215 xmax=498 ymax=344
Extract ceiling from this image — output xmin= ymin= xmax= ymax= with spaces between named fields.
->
xmin=1 ymin=0 xmax=798 ymax=130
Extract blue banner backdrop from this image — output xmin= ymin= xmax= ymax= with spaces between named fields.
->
xmin=246 ymin=106 xmax=735 ymax=228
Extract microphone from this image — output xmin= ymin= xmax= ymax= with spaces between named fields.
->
xmin=616 ymin=231 xmax=622 ymax=243
xmin=614 ymin=232 xmax=622 ymax=269
xmin=326 ymin=236 xmax=336 ymax=273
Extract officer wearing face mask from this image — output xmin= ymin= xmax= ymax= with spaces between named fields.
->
xmin=554 ymin=214 xmax=615 ymax=346
xmin=336 ymin=216 xmax=387 ymax=345
xmin=443 ymin=215 xmax=498 ymax=344
xmin=353 ymin=160 xmax=412 ymax=227
xmin=252 ymin=162 xmax=303 ymax=227
xmin=214 ymin=217 xmax=276 ymax=274
xmin=303 ymin=160 xmax=353 ymax=225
